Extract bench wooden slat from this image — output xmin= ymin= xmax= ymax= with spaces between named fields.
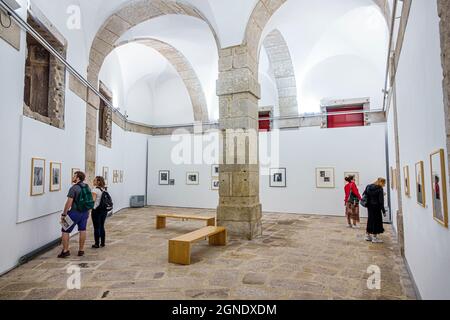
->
xmin=168 ymin=226 xmax=227 ymax=265
xmin=156 ymin=214 xmax=216 ymax=229
xmin=171 ymin=226 xmax=225 ymax=243
xmin=158 ymin=214 xmax=214 ymax=220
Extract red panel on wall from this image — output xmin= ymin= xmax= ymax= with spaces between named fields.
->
xmin=327 ymin=106 xmax=364 ymax=128
xmin=259 ymin=112 xmax=271 ymax=132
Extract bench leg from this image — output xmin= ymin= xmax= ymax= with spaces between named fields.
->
xmin=156 ymin=216 xmax=166 ymax=229
xmin=209 ymin=230 xmax=227 ymax=246
xmin=207 ymin=218 xmax=216 ymax=227
xmin=169 ymin=240 xmax=191 ymax=265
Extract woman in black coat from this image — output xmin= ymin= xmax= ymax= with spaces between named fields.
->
xmin=364 ymin=178 xmax=387 ymax=243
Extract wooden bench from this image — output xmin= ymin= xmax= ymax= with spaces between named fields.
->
xmin=156 ymin=214 xmax=216 ymax=229
xmin=169 ymin=226 xmax=227 ymax=265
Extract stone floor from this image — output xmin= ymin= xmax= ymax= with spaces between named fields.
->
xmin=0 ymin=206 xmax=417 ymax=300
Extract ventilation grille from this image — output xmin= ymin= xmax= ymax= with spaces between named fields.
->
xmin=130 ymin=195 xmax=145 ymax=208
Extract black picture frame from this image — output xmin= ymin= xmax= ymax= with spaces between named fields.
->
xmin=159 ymin=170 xmax=170 ymax=185
xmin=269 ymin=168 xmax=287 ymax=188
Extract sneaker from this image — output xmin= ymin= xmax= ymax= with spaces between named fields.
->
xmin=92 ymin=244 xmax=100 ymax=249
xmin=353 ymin=225 xmax=360 ymax=229
xmin=100 ymin=243 xmax=105 ymax=248
xmin=365 ymin=235 xmax=372 ymax=242
xmin=57 ymin=250 xmax=70 ymax=259
xmin=347 ymin=224 xmax=353 ymax=228
xmin=372 ymin=237 xmax=384 ymax=244
xmin=78 ymin=251 xmax=85 ymax=257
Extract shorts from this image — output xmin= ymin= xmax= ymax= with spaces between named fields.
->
xmin=62 ymin=210 xmax=89 ymax=233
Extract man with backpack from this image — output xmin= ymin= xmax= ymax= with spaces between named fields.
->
xmin=58 ymin=171 xmax=94 ymax=258
xmin=91 ymin=176 xmax=113 ymax=249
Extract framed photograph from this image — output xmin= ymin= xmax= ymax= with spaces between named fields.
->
xmin=119 ymin=170 xmax=124 ymax=183
xmin=430 ymin=150 xmax=448 ymax=228
xmin=50 ymin=162 xmax=62 ymax=192
xmin=159 ymin=170 xmax=170 ymax=185
xmin=31 ymin=158 xmax=45 ymax=196
xmin=345 ymin=172 xmax=360 ymax=186
xmin=211 ymin=178 xmax=219 ymax=190
xmin=415 ymin=161 xmax=426 ymax=207
xmin=316 ymin=168 xmax=335 ymax=189
xmin=211 ymin=164 xmax=219 ymax=177
xmin=270 ymin=168 xmax=286 ymax=188
xmin=102 ymin=167 xmax=109 ymax=186
xmin=169 ymin=179 xmax=175 ymax=186
xmin=186 ymin=172 xmax=199 ymax=185
xmin=403 ymin=166 xmax=411 ymax=197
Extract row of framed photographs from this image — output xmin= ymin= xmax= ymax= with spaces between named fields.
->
xmin=30 ymin=158 xmax=81 ymax=196
xmin=158 ymin=170 xmax=220 ymax=190
xmin=394 ymin=149 xmax=448 ymax=228
xmin=269 ymin=167 xmax=359 ymax=188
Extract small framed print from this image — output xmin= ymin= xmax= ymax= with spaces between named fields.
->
xmin=403 ymin=166 xmax=411 ymax=197
xmin=31 ymin=158 xmax=45 ymax=196
xmin=186 ymin=172 xmax=199 ymax=185
xmin=102 ymin=167 xmax=109 ymax=186
xmin=119 ymin=170 xmax=124 ymax=183
xmin=169 ymin=179 xmax=175 ymax=186
xmin=316 ymin=168 xmax=335 ymax=189
xmin=270 ymin=168 xmax=286 ymax=188
xmin=211 ymin=164 xmax=219 ymax=177
xmin=345 ymin=172 xmax=360 ymax=186
xmin=50 ymin=162 xmax=62 ymax=192
xmin=430 ymin=149 xmax=448 ymax=228
xmin=211 ymin=178 xmax=219 ymax=190
xmin=159 ymin=170 xmax=170 ymax=185
xmin=415 ymin=161 xmax=426 ymax=207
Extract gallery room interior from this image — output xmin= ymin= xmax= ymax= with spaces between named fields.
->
xmin=0 ymin=0 xmax=449 ymax=301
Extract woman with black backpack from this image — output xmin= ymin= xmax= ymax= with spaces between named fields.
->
xmin=91 ymin=176 xmax=112 ymax=248
xmin=362 ymin=178 xmax=387 ymax=244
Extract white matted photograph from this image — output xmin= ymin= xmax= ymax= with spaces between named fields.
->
xmin=270 ymin=168 xmax=287 ymax=188
xmin=316 ymin=168 xmax=335 ymax=189
xmin=30 ymin=158 xmax=45 ymax=196
xmin=186 ymin=172 xmax=199 ymax=185
xmin=159 ymin=170 xmax=170 ymax=185
xmin=50 ymin=162 xmax=61 ymax=192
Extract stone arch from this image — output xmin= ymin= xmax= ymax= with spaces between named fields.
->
xmin=244 ymin=0 xmax=391 ymax=65
xmin=262 ymin=29 xmax=298 ymax=117
xmin=87 ymin=0 xmax=220 ymax=87
xmin=117 ymin=38 xmax=209 ymax=122
xmin=85 ymin=0 xmax=220 ymax=183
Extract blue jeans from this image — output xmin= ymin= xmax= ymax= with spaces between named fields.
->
xmin=92 ymin=208 xmax=107 ymax=245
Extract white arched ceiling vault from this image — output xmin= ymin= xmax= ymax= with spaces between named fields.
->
xmin=262 ymin=29 xmax=299 ymax=117
xmin=118 ymin=38 xmax=209 ymax=122
xmin=256 ymin=0 xmax=390 ymax=113
xmin=87 ymin=0 xmax=220 ymax=91
xmin=99 ymin=42 xmax=196 ymax=126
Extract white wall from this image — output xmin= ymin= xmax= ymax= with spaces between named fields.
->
xmin=97 ymin=124 xmax=148 ymax=213
xmin=389 ymin=0 xmax=450 ymax=300
xmin=0 ymin=0 xmax=90 ymax=274
xmin=260 ymin=125 xmax=387 ymax=215
xmin=146 ymin=125 xmax=387 ymax=217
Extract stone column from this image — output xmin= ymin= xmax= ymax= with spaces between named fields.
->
xmin=438 ymin=0 xmax=450 ymax=184
xmin=85 ymin=89 xmax=100 ymax=185
xmin=216 ymin=46 xmax=262 ymax=240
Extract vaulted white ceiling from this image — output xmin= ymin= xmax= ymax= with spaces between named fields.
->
xmin=27 ymin=0 xmax=391 ymax=124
